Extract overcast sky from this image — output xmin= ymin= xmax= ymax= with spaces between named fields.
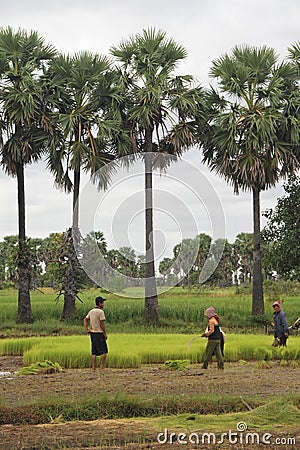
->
xmin=0 ymin=0 xmax=299 ymax=260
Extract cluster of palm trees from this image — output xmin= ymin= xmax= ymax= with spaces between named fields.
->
xmin=0 ymin=26 xmax=299 ymax=323
xmin=158 ymin=233 xmax=254 ymax=288
xmin=0 ymin=231 xmax=258 ymax=292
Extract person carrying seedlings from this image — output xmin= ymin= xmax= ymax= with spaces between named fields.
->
xmin=201 ymin=306 xmax=224 ymax=370
xmin=272 ymin=300 xmax=289 ymax=347
xmin=84 ymin=296 xmax=108 ymax=370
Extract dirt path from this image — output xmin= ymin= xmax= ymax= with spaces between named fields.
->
xmin=0 ymin=356 xmax=299 ymax=401
xmin=0 ymin=357 xmax=299 ymax=449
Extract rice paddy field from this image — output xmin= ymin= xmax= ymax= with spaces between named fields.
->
xmin=0 ymin=286 xmax=299 ymax=449
xmin=0 ymin=333 xmax=299 ymax=369
xmin=0 ymin=285 xmax=299 ymax=336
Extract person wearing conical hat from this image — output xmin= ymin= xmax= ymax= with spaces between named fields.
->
xmin=201 ymin=306 xmax=224 ymax=370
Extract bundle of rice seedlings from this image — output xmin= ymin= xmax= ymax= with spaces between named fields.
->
xmin=255 ymin=360 xmax=271 ymax=369
xmin=17 ymin=360 xmax=62 ymax=376
xmin=164 ymin=359 xmax=190 ymax=370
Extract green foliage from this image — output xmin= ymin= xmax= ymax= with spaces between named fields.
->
xmin=262 ymin=176 xmax=300 ymax=281
xmin=164 ymin=359 xmax=190 ymax=370
xmin=0 ymin=336 xmax=44 ymax=356
xmin=157 ymin=399 xmax=300 ymax=431
xmin=0 ymin=393 xmax=265 ymax=425
xmin=1 ymin=332 xmax=299 ymax=369
xmin=1 ymin=287 xmax=300 ymax=337
xmin=17 ymin=360 xmax=62 ymax=376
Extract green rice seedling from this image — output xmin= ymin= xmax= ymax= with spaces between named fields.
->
xmin=1 ymin=287 xmax=300 ymax=335
xmin=23 ymin=336 xmax=91 ymax=368
xmin=106 ymin=353 xmax=141 ymax=369
xmin=221 ymin=335 xmax=257 ymax=362
xmin=48 ymin=413 xmax=65 ymax=424
xmin=280 ymin=345 xmax=300 ymax=361
xmin=256 ymin=360 xmax=271 ymax=369
xmin=253 ymin=347 xmax=273 ymax=361
xmin=3 ymin=332 xmax=300 ymax=368
xmin=249 ymin=399 xmax=300 ymax=425
xmin=164 ymin=360 xmax=190 ymax=370
xmin=17 ymin=360 xmax=62 ymax=375
xmin=1 ymin=336 xmax=44 ymax=355
xmin=156 ymin=398 xmax=300 ymax=432
xmin=289 ymin=360 xmax=300 ymax=368
xmin=279 ymin=359 xmax=289 ymax=367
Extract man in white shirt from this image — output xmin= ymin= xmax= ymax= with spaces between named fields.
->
xmin=84 ymin=296 xmax=108 ymax=370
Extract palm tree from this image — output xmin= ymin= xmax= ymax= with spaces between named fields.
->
xmin=287 ymin=42 xmax=300 ymax=156
xmin=0 ymin=27 xmax=56 ymax=323
xmin=234 ymin=233 xmax=254 ymax=285
xmin=288 ymin=42 xmax=300 ymax=70
xmin=46 ymin=51 xmax=121 ymax=318
xmin=158 ymin=257 xmax=173 ymax=285
xmin=194 ymin=233 xmax=212 ymax=280
xmin=201 ymin=45 xmax=300 ymax=315
xmin=68 ymin=231 xmax=107 ymax=288
xmin=111 ymin=28 xmax=203 ymax=322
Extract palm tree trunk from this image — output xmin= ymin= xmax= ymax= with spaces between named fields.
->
xmin=16 ymin=163 xmax=33 ymax=323
xmin=61 ymin=228 xmax=78 ymax=319
xmin=72 ymin=169 xmax=80 ymax=229
xmin=144 ymin=129 xmax=159 ymax=323
xmin=252 ymin=186 xmax=264 ymax=315
xmin=61 ymin=169 xmax=81 ymax=319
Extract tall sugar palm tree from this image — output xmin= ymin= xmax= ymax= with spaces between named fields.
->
xmin=111 ymin=28 xmax=204 ymax=322
xmin=287 ymin=42 xmax=300 ymax=157
xmin=201 ymin=45 xmax=300 ymax=315
xmin=46 ymin=51 xmax=123 ymax=318
xmin=0 ymin=27 xmax=56 ymax=323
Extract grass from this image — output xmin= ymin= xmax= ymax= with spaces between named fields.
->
xmin=1 ymin=333 xmax=299 ymax=368
xmin=0 ymin=285 xmax=299 ymax=443
xmin=1 ymin=390 xmax=300 ymax=428
xmin=0 ymin=392 xmax=261 ymax=425
xmin=153 ymin=399 xmax=300 ymax=432
xmin=0 ymin=286 xmax=299 ymax=336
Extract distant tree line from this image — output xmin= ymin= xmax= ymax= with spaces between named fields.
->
xmin=0 ymin=231 xmax=255 ymax=290
xmin=1 ymin=173 xmax=300 ymax=292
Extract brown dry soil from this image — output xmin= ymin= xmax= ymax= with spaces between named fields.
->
xmin=0 ymin=356 xmax=299 ymax=449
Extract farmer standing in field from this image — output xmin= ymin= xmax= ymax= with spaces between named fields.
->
xmin=201 ymin=306 xmax=224 ymax=370
xmin=272 ymin=300 xmax=289 ymax=347
xmin=84 ymin=296 xmax=108 ymax=370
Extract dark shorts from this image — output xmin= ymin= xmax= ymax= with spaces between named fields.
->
xmin=278 ymin=335 xmax=287 ymax=347
xmin=90 ymin=332 xmax=108 ymax=355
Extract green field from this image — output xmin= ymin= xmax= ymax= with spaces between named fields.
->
xmin=0 ymin=285 xmax=299 ymax=337
xmin=0 ymin=333 xmax=299 ymax=369
xmin=0 ymin=286 xmax=299 ymax=448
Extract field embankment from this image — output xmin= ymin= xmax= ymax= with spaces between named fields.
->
xmin=0 ymin=357 xmax=300 ymax=449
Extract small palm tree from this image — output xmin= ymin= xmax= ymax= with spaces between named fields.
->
xmin=0 ymin=27 xmax=56 ymax=323
xmin=201 ymin=45 xmax=300 ymax=315
xmin=111 ymin=28 xmax=204 ymax=322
